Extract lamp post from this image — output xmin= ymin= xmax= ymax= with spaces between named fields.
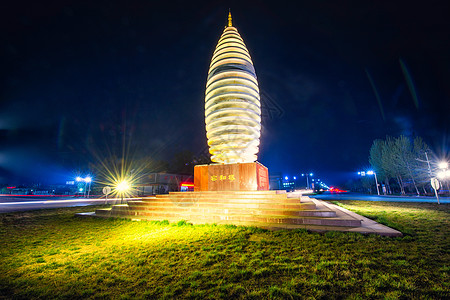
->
xmin=76 ymin=176 xmax=83 ymax=197
xmin=358 ymin=170 xmax=380 ymax=195
xmin=366 ymin=171 xmax=380 ymax=195
xmin=419 ymin=152 xmax=439 ymax=203
xmin=76 ymin=175 xmax=93 ymax=198
xmin=85 ymin=176 xmax=92 ymax=198
xmin=301 ymin=173 xmax=313 ymax=189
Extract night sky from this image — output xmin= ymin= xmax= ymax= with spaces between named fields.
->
xmin=1 ymin=0 xmax=449 ymax=186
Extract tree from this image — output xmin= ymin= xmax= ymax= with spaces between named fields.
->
xmin=393 ymin=135 xmax=420 ymax=195
xmin=369 ymin=135 xmax=433 ymax=195
xmin=413 ymin=137 xmax=432 ymax=194
xmin=381 ymin=136 xmax=405 ymax=194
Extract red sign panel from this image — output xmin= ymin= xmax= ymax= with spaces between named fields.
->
xmin=256 ymin=163 xmax=269 ymax=191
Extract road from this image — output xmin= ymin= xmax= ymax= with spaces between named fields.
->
xmin=311 ymin=192 xmax=450 ymax=204
xmin=1 ymin=192 xmax=448 ymax=214
xmin=0 ymin=195 xmax=124 ymax=213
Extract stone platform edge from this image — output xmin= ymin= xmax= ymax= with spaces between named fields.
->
xmin=76 ymin=197 xmax=402 ymax=237
xmin=309 ymin=199 xmax=402 ymax=237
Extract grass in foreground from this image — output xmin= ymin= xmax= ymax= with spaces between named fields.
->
xmin=0 ymin=202 xmax=448 ymax=299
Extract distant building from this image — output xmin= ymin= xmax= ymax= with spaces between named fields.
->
xmin=136 ymin=173 xmax=194 ymax=195
xmin=269 ymin=172 xmax=283 ymax=190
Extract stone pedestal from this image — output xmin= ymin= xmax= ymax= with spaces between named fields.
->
xmin=194 ymin=162 xmax=269 ymax=191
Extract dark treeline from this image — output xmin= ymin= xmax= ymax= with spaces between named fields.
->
xmin=346 ymin=135 xmax=442 ymax=195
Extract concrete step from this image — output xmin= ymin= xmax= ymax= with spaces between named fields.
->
xmin=127 ymin=200 xmax=316 ymax=210
xmin=108 ymin=208 xmax=359 ymax=227
xmin=123 ymin=205 xmax=335 ymax=217
xmin=80 ymin=195 xmax=401 ymax=236
xmin=95 ymin=208 xmax=112 ymax=217
xmin=170 ymin=191 xmax=280 ymax=195
xmin=166 ymin=195 xmax=293 ymax=200
xmin=139 ymin=197 xmax=304 ymax=205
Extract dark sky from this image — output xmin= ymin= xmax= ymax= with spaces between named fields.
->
xmin=1 ymin=0 xmax=449 ymax=186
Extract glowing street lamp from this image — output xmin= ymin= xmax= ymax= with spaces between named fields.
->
xmin=437 ymin=171 xmax=450 ymax=180
xmin=437 ymin=161 xmax=449 ymax=178
xmin=301 ymin=173 xmax=313 ymax=189
xmin=366 ymin=170 xmax=380 ymax=195
xmin=358 ymin=170 xmax=380 ymax=195
xmin=85 ymin=176 xmax=92 ymax=198
xmin=75 ymin=176 xmax=93 ymax=198
xmin=438 ymin=161 xmax=448 ymax=170
xmin=437 ymin=162 xmax=450 ymax=194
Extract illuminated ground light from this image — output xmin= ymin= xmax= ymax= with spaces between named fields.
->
xmin=93 ymin=154 xmax=151 ymax=201
xmin=112 ymin=178 xmax=134 ymax=202
xmin=116 ymin=180 xmax=130 ymax=193
xmin=205 ymin=12 xmax=261 ymax=164
xmin=98 ymin=171 xmax=141 ymax=200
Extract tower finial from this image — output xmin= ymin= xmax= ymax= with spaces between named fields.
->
xmin=228 ymin=10 xmax=232 ymax=27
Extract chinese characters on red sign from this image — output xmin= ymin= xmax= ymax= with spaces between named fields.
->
xmin=210 ymin=174 xmax=236 ymax=182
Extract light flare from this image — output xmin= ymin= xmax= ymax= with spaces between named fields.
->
xmin=92 ymin=155 xmax=153 ymax=200
xmin=438 ymin=161 xmax=448 ymax=170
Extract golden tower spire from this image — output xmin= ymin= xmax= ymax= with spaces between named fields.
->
xmin=228 ymin=10 xmax=232 ymax=27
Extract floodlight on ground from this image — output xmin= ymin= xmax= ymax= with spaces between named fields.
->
xmin=115 ymin=180 xmax=131 ymax=204
xmin=116 ymin=180 xmax=130 ymax=192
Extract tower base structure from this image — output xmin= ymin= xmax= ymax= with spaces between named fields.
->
xmin=89 ymin=191 xmax=402 ymax=236
xmin=194 ymin=162 xmax=269 ymax=192
xmin=84 ymin=164 xmax=401 ymax=236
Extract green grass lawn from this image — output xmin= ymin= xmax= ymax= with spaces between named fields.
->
xmin=0 ymin=201 xmax=448 ymax=299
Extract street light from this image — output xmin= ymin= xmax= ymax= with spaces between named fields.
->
xmin=358 ymin=170 xmax=380 ymax=195
xmin=75 ymin=175 xmax=93 ymax=198
xmin=85 ymin=176 xmax=92 ymax=198
xmin=416 ymin=152 xmax=439 ymax=203
xmin=366 ymin=171 xmax=380 ymax=195
xmin=301 ymin=173 xmax=313 ymax=189
xmin=438 ymin=161 xmax=448 ymax=170
xmin=437 ymin=162 xmax=450 ymax=180
xmin=437 ymin=171 xmax=450 ymax=179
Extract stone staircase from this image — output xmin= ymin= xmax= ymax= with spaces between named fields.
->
xmin=94 ymin=191 xmax=363 ymax=230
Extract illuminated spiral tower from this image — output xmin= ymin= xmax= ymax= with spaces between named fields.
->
xmin=205 ymin=12 xmax=261 ymax=164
